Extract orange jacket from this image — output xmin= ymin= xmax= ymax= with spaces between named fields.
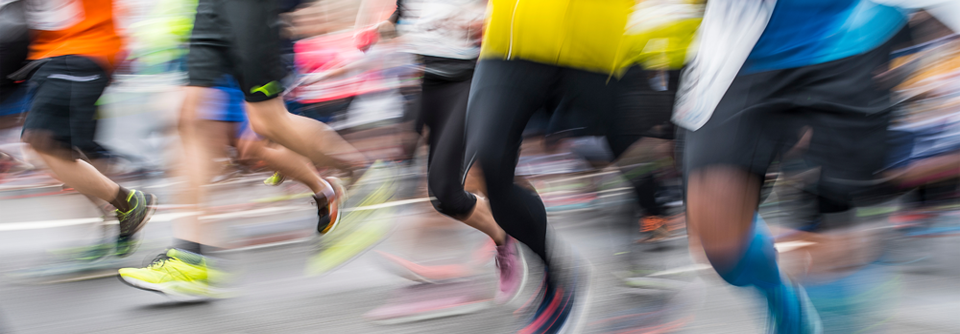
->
xmin=28 ymin=0 xmax=124 ymax=70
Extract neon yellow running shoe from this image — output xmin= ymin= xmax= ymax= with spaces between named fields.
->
xmin=118 ymin=249 xmax=228 ymax=301
xmin=307 ymin=214 xmax=394 ymax=276
xmin=264 ymin=172 xmax=286 ymax=186
xmin=306 ymin=161 xmax=399 ymax=276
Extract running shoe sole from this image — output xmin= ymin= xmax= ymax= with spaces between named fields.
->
xmin=117 ymin=275 xmax=218 ymax=302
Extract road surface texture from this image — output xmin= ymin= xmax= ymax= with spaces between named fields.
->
xmin=1 ymin=169 xmax=958 ymax=334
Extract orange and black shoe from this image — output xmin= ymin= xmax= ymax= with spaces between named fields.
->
xmin=639 ymin=214 xmax=685 ymax=243
xmin=640 ymin=216 xmax=667 ymax=233
xmin=316 ymin=177 xmax=347 ymax=234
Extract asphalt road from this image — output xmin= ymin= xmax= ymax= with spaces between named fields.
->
xmin=1 ymin=90 xmax=958 ymax=333
xmin=1 ymin=169 xmax=959 ymax=334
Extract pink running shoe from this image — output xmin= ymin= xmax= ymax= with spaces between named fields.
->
xmin=495 ymin=236 xmax=527 ymax=304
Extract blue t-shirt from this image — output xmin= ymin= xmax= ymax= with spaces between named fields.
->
xmin=743 ymin=0 xmax=908 ymax=74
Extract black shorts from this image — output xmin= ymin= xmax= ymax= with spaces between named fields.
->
xmin=21 ymin=55 xmax=109 ymax=160
xmin=296 ymin=97 xmax=355 ymax=123
xmin=605 ymin=66 xmax=681 ymax=159
xmin=186 ymin=0 xmax=287 ymax=102
xmin=683 ymin=38 xmax=897 ymax=206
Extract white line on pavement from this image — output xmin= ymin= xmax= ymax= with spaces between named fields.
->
xmin=648 ymin=263 xmax=713 ymax=277
xmin=0 ymin=217 xmax=104 ymax=231
xmin=0 ymin=212 xmax=197 ymax=232
xmin=343 ymin=197 xmax=434 ymax=212
xmin=773 ymin=240 xmax=817 ymax=252
xmin=0 ymin=197 xmax=437 ymax=232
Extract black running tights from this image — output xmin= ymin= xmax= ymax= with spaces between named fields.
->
xmin=420 ymin=76 xmax=478 ymax=219
xmin=464 ymin=59 xmax=616 ymax=262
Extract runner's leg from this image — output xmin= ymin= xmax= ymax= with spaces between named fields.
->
xmin=22 ymin=56 xmax=122 ymax=203
xmin=236 ymin=136 xmax=328 ymax=194
xmin=34 ymin=152 xmax=118 ymax=200
xmin=421 ymin=76 xmax=505 ymax=245
xmin=173 ymin=86 xmax=236 ymax=250
xmin=465 ymin=59 xmax=556 ymax=262
xmin=246 ymin=100 xmax=367 ymax=171
xmin=172 ymin=0 xmax=239 ymax=251
xmin=22 ymin=55 xmax=157 ymax=258
xmin=218 ymin=0 xmax=367 ymax=172
xmin=685 ymin=167 xmax=762 ymax=273
xmin=419 ymin=69 xmax=523 ymax=303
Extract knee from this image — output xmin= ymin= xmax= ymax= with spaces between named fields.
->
xmin=471 ymin=153 xmax=510 ymax=187
xmin=246 ymin=115 xmax=272 ymax=140
xmin=235 ymin=139 xmax=262 ymax=162
xmin=428 ymin=177 xmax=475 ymax=219
xmin=20 ymin=131 xmax=63 ymax=157
xmin=429 ymin=197 xmax=473 ymax=220
xmin=710 ymin=215 xmax=782 ymax=288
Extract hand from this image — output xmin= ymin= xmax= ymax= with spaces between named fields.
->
xmin=354 ymin=27 xmax=380 ymax=52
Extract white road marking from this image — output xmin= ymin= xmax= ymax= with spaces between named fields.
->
xmin=343 ymin=197 xmax=434 ymax=212
xmin=0 ymin=212 xmax=198 ymax=231
xmin=773 ymin=240 xmax=817 ymax=253
xmin=0 ymin=197 xmax=437 ymax=232
xmin=648 ymin=263 xmax=713 ymax=277
xmin=0 ymin=218 xmax=104 ymax=231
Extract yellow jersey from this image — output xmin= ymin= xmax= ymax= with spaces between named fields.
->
xmin=479 ymin=0 xmax=702 ymax=76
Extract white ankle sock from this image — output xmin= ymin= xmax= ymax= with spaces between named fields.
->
xmin=316 ymin=178 xmax=336 ymax=199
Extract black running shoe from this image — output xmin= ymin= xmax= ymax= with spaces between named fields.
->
xmin=115 ymin=190 xmax=157 ymax=257
xmin=316 ymin=178 xmax=346 ymax=234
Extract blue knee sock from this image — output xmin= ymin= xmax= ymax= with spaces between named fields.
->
xmin=714 ymin=214 xmax=809 ymax=333
xmin=715 ymin=214 xmax=782 ymax=289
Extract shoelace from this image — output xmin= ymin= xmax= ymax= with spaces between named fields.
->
xmin=116 ymin=192 xmax=140 ymax=220
xmin=147 ymin=253 xmax=172 ymax=270
xmin=144 ymin=252 xmax=210 ymax=283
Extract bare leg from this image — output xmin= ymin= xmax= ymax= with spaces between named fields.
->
xmin=236 ymin=138 xmax=328 ymax=194
xmin=173 ymin=87 xmax=234 ymax=247
xmin=458 ymin=167 xmax=506 ymax=245
xmin=245 ymin=98 xmax=367 ymax=170
xmin=32 ymin=150 xmax=119 ymax=201
xmin=686 ymin=166 xmax=761 ymax=272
